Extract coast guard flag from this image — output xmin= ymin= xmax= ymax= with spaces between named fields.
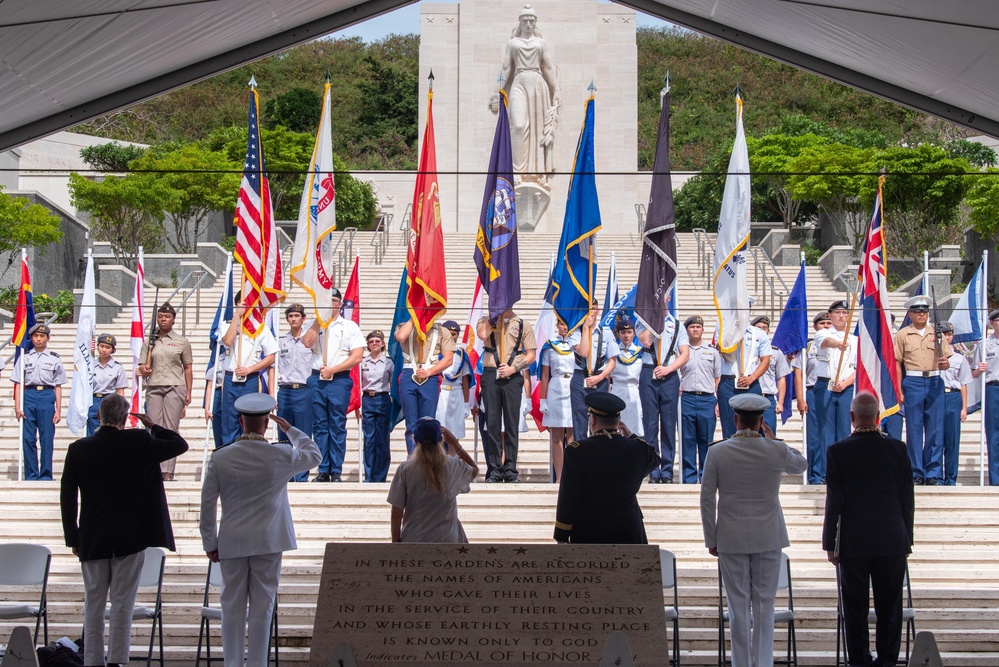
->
xmin=474 ymin=89 xmax=520 ymax=324
xmin=67 ymin=252 xmax=96 ymax=434
xmin=771 ymin=260 xmax=808 ymax=424
xmin=856 ymin=176 xmax=900 ymax=420
xmin=552 ymin=95 xmax=601 ymax=333
xmin=712 ymin=90 xmax=752 ymax=353
xmin=635 ymin=83 xmax=678 ymax=337
xmin=951 ymin=259 xmax=986 ymax=344
xmin=234 ymin=81 xmax=285 ymax=337
xmin=406 ymin=82 xmax=448 ymax=340
xmin=128 ymin=248 xmax=145 ymax=426
xmin=289 ymin=81 xmax=338 ymax=326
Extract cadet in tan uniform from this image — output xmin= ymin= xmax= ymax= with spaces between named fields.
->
xmin=394 ymin=319 xmax=456 ymax=454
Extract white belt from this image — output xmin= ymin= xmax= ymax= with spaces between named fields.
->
xmin=905 ymin=370 xmax=940 ymax=378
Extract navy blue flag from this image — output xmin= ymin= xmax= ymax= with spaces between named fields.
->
xmin=552 ymin=96 xmax=601 ymax=333
xmin=771 ymin=260 xmax=808 ymax=424
xmin=634 ymin=85 xmax=677 ymax=337
xmin=474 ymin=90 xmax=520 ymax=324
xmin=388 ymin=269 xmax=409 ymax=429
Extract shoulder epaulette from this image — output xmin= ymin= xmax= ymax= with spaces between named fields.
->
xmin=567 ymin=440 xmax=583 ymax=448
xmin=49 ymin=351 xmax=60 ymax=357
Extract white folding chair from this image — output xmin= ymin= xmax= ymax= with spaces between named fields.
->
xmin=195 ymin=561 xmax=280 ymax=666
xmin=717 ymin=551 xmax=797 ymax=667
xmin=0 ymin=542 xmax=51 ymax=645
xmin=103 ymin=546 xmax=165 ymax=667
xmin=836 ymin=562 xmax=916 ymax=666
xmin=659 ymin=548 xmax=680 ymax=666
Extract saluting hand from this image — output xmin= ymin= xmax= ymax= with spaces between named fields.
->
xmin=270 ymin=414 xmax=292 ymax=433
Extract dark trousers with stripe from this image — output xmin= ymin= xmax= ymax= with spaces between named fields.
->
xmin=362 ymin=393 xmax=392 ymax=482
xmin=221 ymin=372 xmax=261 ymax=445
xmin=640 ymin=367 xmax=679 ymax=482
xmin=279 ymin=385 xmax=314 ymax=481
xmin=942 ymin=390 xmax=963 ymax=486
xmin=681 ymin=392 xmax=715 ymax=483
xmin=21 ymin=387 xmax=55 ymax=480
xmin=717 ymin=377 xmax=762 ymax=438
xmin=901 ymin=375 xmax=944 ymax=483
xmin=570 ymin=370 xmax=608 ymax=439
xmin=309 ymin=372 xmax=351 ymax=475
xmin=399 ymin=369 xmax=440 ymax=454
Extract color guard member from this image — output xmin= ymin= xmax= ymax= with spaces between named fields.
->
xmin=717 ymin=324 xmax=771 ymax=439
xmin=12 ymin=323 xmax=66 ymax=480
xmin=609 ymin=317 xmax=644 ymax=438
xmin=791 ymin=312 xmax=832 ymax=484
xmin=278 ymin=303 xmax=314 ymax=482
xmin=815 ymin=300 xmax=857 ymax=446
xmin=752 ymin=316 xmax=791 ymax=435
xmin=87 ymin=334 xmax=128 ymax=436
xmin=570 ymin=302 xmax=618 ymax=440
xmin=971 ymin=309 xmax=999 ymax=485
xmin=435 ymin=321 xmax=472 ymax=439
xmin=219 ymin=297 xmax=278 ymax=445
xmin=540 ymin=319 xmax=577 ymax=480
xmin=360 ymin=330 xmax=394 ymax=483
xmin=395 ymin=317 xmax=456 ymax=454
xmin=894 ymin=295 xmax=950 ymax=485
xmin=679 ymin=315 xmax=721 ymax=483
xmin=939 ymin=321 xmax=971 ymax=486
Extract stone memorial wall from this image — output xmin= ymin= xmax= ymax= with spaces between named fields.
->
xmin=309 ymin=543 xmax=668 ymax=666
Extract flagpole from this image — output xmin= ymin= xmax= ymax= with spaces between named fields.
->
xmin=799 ymin=251 xmax=808 ymax=484
xmin=981 ymin=250 xmax=989 ymax=486
xmin=17 ymin=247 xmax=26 ymax=481
xmin=833 ymin=285 xmax=861 ymax=384
xmin=355 ymin=249 xmax=365 ymax=482
xmin=922 ymin=250 xmax=929 ymax=294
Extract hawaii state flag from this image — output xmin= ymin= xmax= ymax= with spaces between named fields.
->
xmin=406 ymin=81 xmax=448 ymax=340
xmin=856 ymin=176 xmax=900 ymax=420
xmin=289 ymin=80 xmax=338 ymax=327
xmin=234 ymin=81 xmax=285 ymax=337
xmin=342 ymin=253 xmax=361 ymax=415
xmin=474 ymin=89 xmax=520 ymax=324
xmin=552 ymin=95 xmax=601 ymax=333
xmin=128 ymin=247 xmax=145 ymax=426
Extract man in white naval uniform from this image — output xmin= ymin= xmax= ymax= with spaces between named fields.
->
xmin=701 ymin=393 xmax=807 ymax=667
xmin=200 ymin=393 xmax=321 ymax=667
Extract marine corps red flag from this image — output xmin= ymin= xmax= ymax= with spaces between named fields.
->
xmin=406 ymin=73 xmax=448 ymax=340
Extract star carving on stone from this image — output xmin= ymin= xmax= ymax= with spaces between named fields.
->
xmin=457 ymin=546 xmax=469 ymax=554
xmin=487 ymin=546 xmax=499 ymax=554
xmin=515 ymin=547 xmax=527 ymax=554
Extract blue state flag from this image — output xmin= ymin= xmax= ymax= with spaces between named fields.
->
xmin=474 ymin=91 xmax=521 ymax=324
xmin=771 ymin=260 xmax=808 ymax=424
xmin=951 ymin=259 xmax=985 ymax=344
xmin=552 ymin=96 xmax=601 ymax=333
xmin=388 ymin=269 xmax=409 ymax=428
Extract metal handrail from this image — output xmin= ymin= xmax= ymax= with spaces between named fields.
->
xmin=329 ymin=227 xmax=357 ymax=286
xmin=749 ymin=246 xmax=790 ymax=321
xmin=369 ymin=213 xmax=393 ymax=265
xmin=635 ymin=203 xmax=646 ymax=236
xmin=399 ymin=203 xmax=411 ymax=246
xmin=691 ymin=228 xmax=715 ymax=287
xmin=144 ymin=269 xmax=211 ymax=333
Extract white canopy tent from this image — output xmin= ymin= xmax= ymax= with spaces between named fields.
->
xmin=1 ymin=0 xmax=998 ymax=153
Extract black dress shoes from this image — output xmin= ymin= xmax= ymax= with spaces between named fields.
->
xmin=313 ymin=473 xmax=331 ymax=482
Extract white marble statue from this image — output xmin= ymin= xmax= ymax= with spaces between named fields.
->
xmin=491 ymin=5 xmax=561 ymax=188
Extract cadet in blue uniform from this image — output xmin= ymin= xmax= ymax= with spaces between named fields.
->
xmin=87 ymin=334 xmax=129 ymax=436
xmin=12 ymin=323 xmax=67 ymax=480
xmin=395 ymin=318 xmax=456 ymax=454
xmin=277 ymin=303 xmax=314 ymax=481
xmin=791 ymin=312 xmax=832 ymax=483
xmin=219 ymin=297 xmax=278 ymax=445
xmin=894 ymin=295 xmax=950 ymax=485
xmin=717 ymin=325 xmax=771 ymax=438
xmin=553 ymin=392 xmax=661 ymax=544
xmin=939 ymin=322 xmax=972 ymax=486
xmin=570 ymin=302 xmax=619 ymax=440
xmin=679 ymin=315 xmax=721 ymax=483
xmin=304 ymin=288 xmax=366 ymax=482
xmin=972 ymin=309 xmax=999 ymax=485
xmin=752 ymin=316 xmax=792 ymax=435
xmin=636 ymin=295 xmax=690 ymax=483
xmin=360 ymin=330 xmax=394 ymax=483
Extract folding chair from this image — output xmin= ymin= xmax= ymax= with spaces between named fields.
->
xmin=0 ymin=543 xmax=51 ymax=645
xmin=195 ymin=560 xmax=280 ymax=666
xmin=836 ymin=562 xmax=916 ymax=666
xmin=717 ymin=551 xmax=797 ymax=667
xmin=659 ymin=548 xmax=680 ymax=666
xmin=104 ymin=546 xmax=165 ymax=667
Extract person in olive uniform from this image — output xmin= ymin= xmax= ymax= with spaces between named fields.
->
xmin=553 ymin=392 xmax=661 ymax=544
xmin=12 ymin=323 xmax=67 ymax=480
xmin=87 ymin=333 xmax=129 ymax=436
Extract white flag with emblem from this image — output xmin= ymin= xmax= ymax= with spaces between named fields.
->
xmin=67 ymin=251 xmax=96 ymax=434
xmin=289 ymin=81 xmax=338 ymax=326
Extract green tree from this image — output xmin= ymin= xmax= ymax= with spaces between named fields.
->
xmin=0 ymin=186 xmax=63 ymax=278
xmin=131 ymin=145 xmax=242 ymax=253
xmin=747 ymin=133 xmax=828 ymax=226
xmin=264 ymin=87 xmax=322 ymax=133
xmin=966 ymin=168 xmax=999 ymax=237
xmin=68 ymin=173 xmax=169 ymax=268
xmin=79 ymin=142 xmax=147 ymax=172
xmin=947 ymin=139 xmax=997 ymax=168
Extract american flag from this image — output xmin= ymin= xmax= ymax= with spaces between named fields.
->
xmin=234 ymin=83 xmax=285 ymax=336
xmin=856 ymin=176 xmax=901 ymax=420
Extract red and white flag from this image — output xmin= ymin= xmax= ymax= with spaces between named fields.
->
xmin=463 ymin=277 xmax=486 ymax=403
xmin=529 ymin=258 xmax=558 ymax=431
xmin=234 ymin=82 xmax=285 ymax=336
xmin=129 ymin=247 xmax=145 ymax=426
xmin=342 ymin=253 xmax=361 ymax=415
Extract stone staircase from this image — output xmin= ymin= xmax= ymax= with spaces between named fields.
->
xmin=0 ymin=230 xmax=996 ymax=664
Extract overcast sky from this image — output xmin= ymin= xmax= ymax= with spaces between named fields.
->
xmin=331 ymin=1 xmax=674 ymax=42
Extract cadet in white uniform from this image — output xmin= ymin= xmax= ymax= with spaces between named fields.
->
xmin=972 ymin=309 xmax=999 ymax=485
xmin=435 ymin=321 xmax=472 ymax=439
xmin=815 ymin=299 xmax=858 ymax=447
xmin=752 ymin=316 xmax=792 ymax=436
xmin=718 ymin=325 xmax=771 ymax=439
xmin=609 ymin=317 xmax=644 ymax=438
xmin=791 ymin=312 xmax=832 ymax=484
xmin=540 ymin=319 xmax=577 ymax=480
xmin=219 ymin=297 xmax=279 ymax=445
xmin=938 ymin=322 xmax=972 ymax=486
xmin=87 ymin=333 xmax=129 ymax=436
xmin=679 ymin=315 xmax=721 ymax=483
xmin=200 ymin=393 xmax=321 ymax=667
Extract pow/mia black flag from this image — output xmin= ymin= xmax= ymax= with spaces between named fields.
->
xmin=634 ymin=79 xmax=677 ymax=337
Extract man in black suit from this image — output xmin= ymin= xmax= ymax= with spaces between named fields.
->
xmin=554 ymin=392 xmax=661 ymax=544
xmin=60 ymin=395 xmax=189 ymax=667
xmin=823 ymin=392 xmax=914 ymax=667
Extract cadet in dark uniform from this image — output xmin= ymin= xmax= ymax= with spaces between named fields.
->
xmin=277 ymin=303 xmax=314 ymax=482
xmin=87 ymin=334 xmax=129 ymax=436
xmin=553 ymin=392 xmax=661 ymax=544
xmin=12 ymin=323 xmax=67 ymax=480
xmin=360 ymin=330 xmax=394 ymax=483
xmin=939 ymin=322 xmax=972 ymax=486
xmin=972 ymin=309 xmax=999 ymax=485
